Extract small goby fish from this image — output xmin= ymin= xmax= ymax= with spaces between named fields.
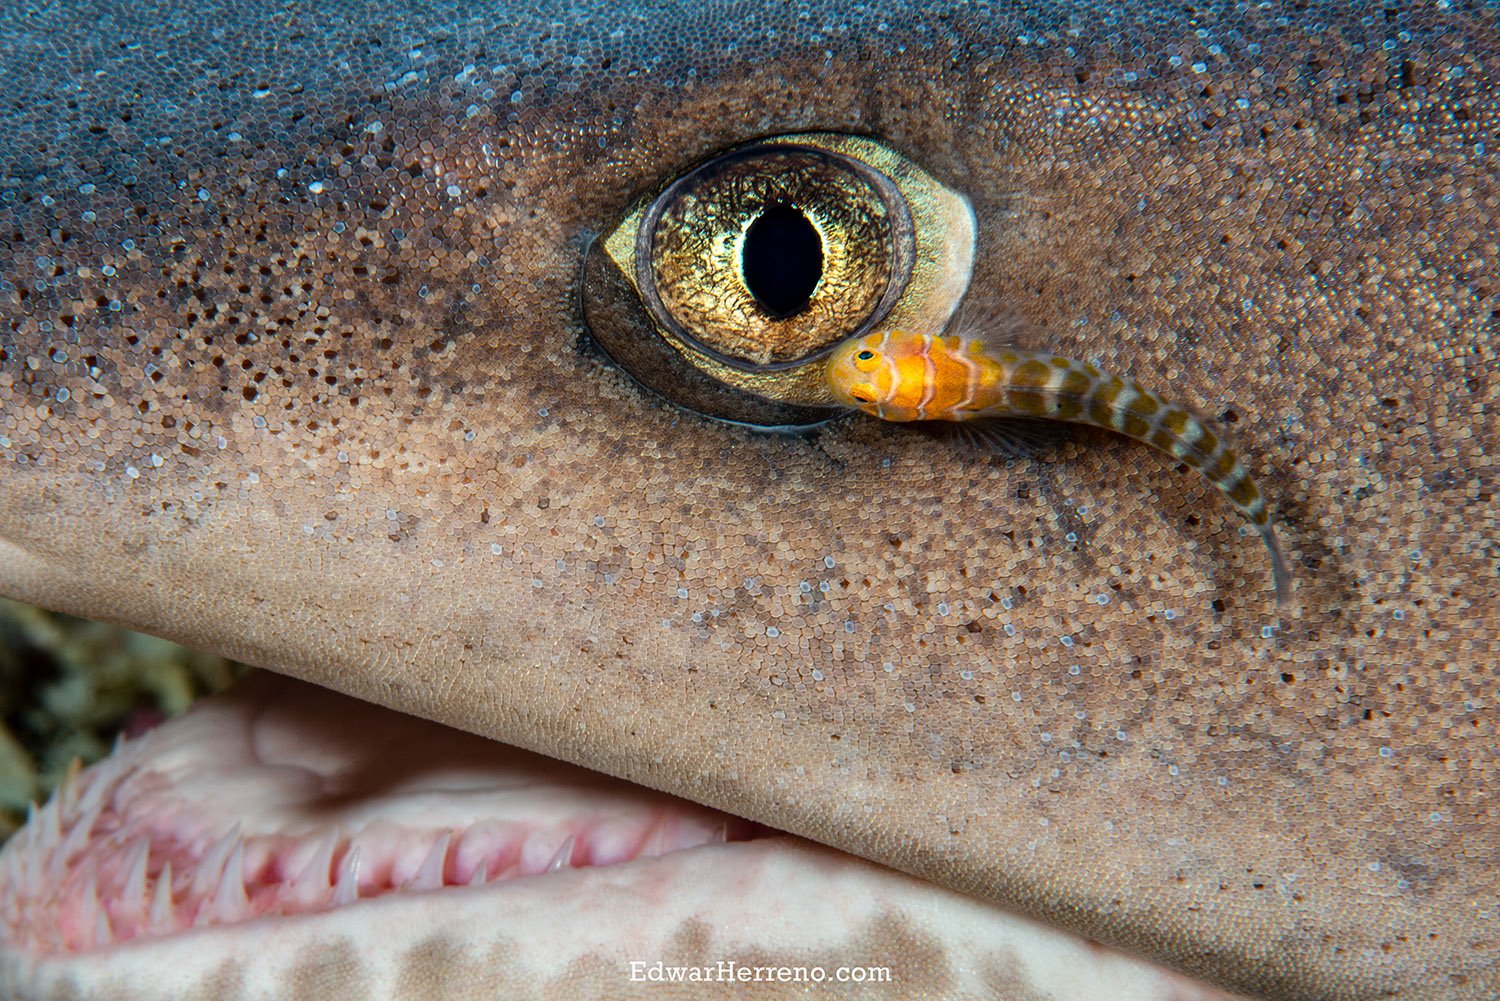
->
xmin=827 ymin=328 xmax=1290 ymax=606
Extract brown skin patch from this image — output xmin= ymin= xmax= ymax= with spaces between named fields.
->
xmin=393 ymin=936 xmax=518 ymax=1001
xmin=284 ymin=941 xmax=372 ymax=1001
xmin=977 ymin=948 xmax=1076 ymax=1001
xmin=1 ymin=3 xmax=1498 ymax=1000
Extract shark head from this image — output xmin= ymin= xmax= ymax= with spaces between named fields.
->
xmin=0 ymin=1 xmax=1495 ymax=999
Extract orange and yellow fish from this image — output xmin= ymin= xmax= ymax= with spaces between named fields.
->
xmin=827 ymin=328 xmax=1290 ymax=606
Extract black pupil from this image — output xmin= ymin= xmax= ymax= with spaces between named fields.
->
xmin=742 ymin=203 xmax=822 ymax=319
xmin=857 ymin=350 xmax=874 ymax=360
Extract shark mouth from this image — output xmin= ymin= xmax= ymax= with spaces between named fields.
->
xmin=1 ymin=673 xmax=765 ymax=955
xmin=0 ymin=672 xmax=1241 ymax=1001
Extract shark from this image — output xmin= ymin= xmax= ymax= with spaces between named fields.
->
xmin=0 ymin=0 xmax=1495 ymax=999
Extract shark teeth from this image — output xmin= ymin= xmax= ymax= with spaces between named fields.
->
xmin=546 ymin=834 xmax=576 ymax=873
xmin=120 ymin=836 xmax=151 ymax=921
xmin=0 ymin=734 xmax=764 ymax=959
xmin=332 ymin=846 xmax=361 ymax=907
xmin=284 ymin=830 xmax=339 ymax=908
xmin=91 ymin=903 xmax=113 ymax=952
xmin=190 ymin=824 xmax=243 ymax=901
xmin=78 ymin=872 xmax=101 ymax=948
xmin=148 ymin=861 xmax=175 ymax=933
xmin=406 ymin=831 xmax=452 ymax=891
xmin=207 ymin=836 xmax=250 ymax=924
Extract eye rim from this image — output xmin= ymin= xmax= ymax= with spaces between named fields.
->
xmin=581 ymin=233 xmax=841 ymax=432
xmin=582 ymin=131 xmax=976 ymax=425
xmin=632 ymin=142 xmax=916 ymax=375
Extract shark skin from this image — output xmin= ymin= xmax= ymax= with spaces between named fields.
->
xmin=0 ymin=1 xmax=1496 ymax=999
xmin=1 ymin=672 xmax=1241 ymax=1000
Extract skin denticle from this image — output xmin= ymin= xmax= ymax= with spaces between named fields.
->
xmin=0 ymin=2 xmax=1496 ymax=1000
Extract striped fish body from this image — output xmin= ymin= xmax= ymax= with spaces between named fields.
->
xmin=826 ymin=329 xmax=1290 ymax=605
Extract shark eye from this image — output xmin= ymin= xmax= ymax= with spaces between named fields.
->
xmin=642 ymin=143 xmax=907 ymax=369
xmin=584 ymin=132 xmax=974 ymax=430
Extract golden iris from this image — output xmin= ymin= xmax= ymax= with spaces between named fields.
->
xmin=642 ymin=144 xmax=908 ymax=370
xmin=583 ymin=132 xmax=975 ymax=425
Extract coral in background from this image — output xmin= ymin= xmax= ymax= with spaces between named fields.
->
xmin=0 ymin=598 xmax=245 ymax=838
